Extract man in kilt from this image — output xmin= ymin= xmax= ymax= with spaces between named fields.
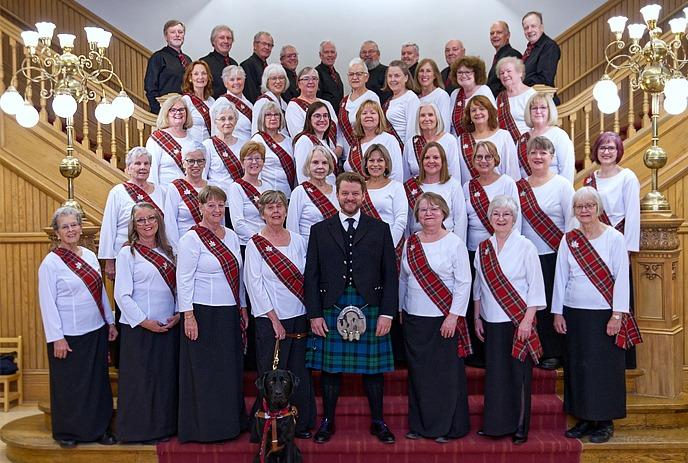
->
xmin=305 ymin=172 xmax=398 ymax=444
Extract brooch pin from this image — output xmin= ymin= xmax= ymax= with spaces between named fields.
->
xmin=265 ymin=246 xmax=273 ymax=252
xmin=271 ymin=143 xmax=277 ymax=149
xmin=520 ymin=191 xmax=526 ymax=197
xmin=463 ymin=144 xmax=469 ymax=149
xmin=253 ymin=196 xmax=260 ymax=202
xmin=473 ymin=191 xmax=481 ymax=197
xmin=571 ymin=240 xmax=579 ymax=249
xmin=184 ymin=189 xmax=191 ymax=195
xmin=306 ymin=187 xmax=313 ymax=193
xmin=137 ymin=194 xmax=144 ymax=200
xmin=409 ymin=244 xmax=415 ymax=251
xmin=222 ymin=152 xmax=228 ymax=158
xmin=209 ymin=241 xmax=216 ymax=247
xmin=411 ymin=189 xmax=418 ymax=195
xmin=174 ymin=149 xmax=180 ymax=154
xmin=162 ymin=262 xmax=168 ymax=269
xmin=75 ymin=262 xmax=82 ymax=270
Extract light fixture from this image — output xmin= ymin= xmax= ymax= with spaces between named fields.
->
xmin=0 ymin=86 xmax=24 ymax=115
xmin=112 ymin=91 xmax=135 ymax=119
xmin=16 ymin=102 xmax=40 ymax=128
xmin=52 ymin=91 xmax=78 ymax=118
xmin=95 ymin=97 xmax=116 ymax=124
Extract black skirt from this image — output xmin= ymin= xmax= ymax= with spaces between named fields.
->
xmin=47 ymin=324 xmax=112 ymax=442
xmin=563 ymin=306 xmax=626 ymax=421
xmin=178 ymin=304 xmax=248 ymax=443
xmin=250 ymin=315 xmax=316 ymax=436
xmin=482 ymin=320 xmax=533 ymax=436
xmin=116 ymin=323 xmax=179 ymax=442
xmin=404 ymin=313 xmax=470 ymax=438
xmin=465 ymin=250 xmax=485 ymax=367
xmin=537 ymin=253 xmax=564 ymax=359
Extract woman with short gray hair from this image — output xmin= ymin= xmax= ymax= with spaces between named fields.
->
xmin=251 ymin=63 xmax=289 ymax=135
xmin=338 ymin=58 xmax=380 ymax=157
xmin=285 ymin=67 xmax=339 ymax=139
xmin=251 ymin=102 xmax=295 ymax=198
xmin=220 ymin=65 xmax=254 ymax=140
xmin=495 ymin=57 xmax=535 ymax=143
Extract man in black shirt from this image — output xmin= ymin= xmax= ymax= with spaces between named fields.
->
xmin=279 ymin=45 xmax=300 ymax=103
xmin=486 ymin=21 xmax=522 ymax=97
xmin=521 ymin=11 xmax=561 ymax=103
xmin=143 ymin=19 xmax=191 ymax=114
xmin=400 ymin=43 xmax=419 ymax=86
xmin=241 ymin=31 xmax=274 ymax=103
xmin=200 ymin=25 xmax=238 ymax=99
xmin=360 ymin=41 xmax=391 ymax=104
xmin=440 ymin=39 xmax=465 ymax=94
xmin=315 ymin=40 xmax=344 ymax=110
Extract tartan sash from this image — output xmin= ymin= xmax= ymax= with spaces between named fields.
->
xmin=151 ymin=130 xmax=184 ymax=171
xmin=52 ymin=247 xmax=107 ymax=322
xmin=293 ymin=132 xmax=340 ymax=175
xmin=211 ymin=136 xmax=244 ymax=181
xmin=565 ymin=229 xmax=642 ymax=349
xmin=222 ymin=93 xmax=253 ymax=121
xmin=362 ymin=190 xmax=405 ymax=273
xmin=478 ymin=240 xmax=543 ymax=363
xmin=186 ymin=93 xmax=212 ymax=134
xmin=469 ymin=179 xmax=494 ymax=235
xmin=128 ymin=243 xmax=176 ymax=297
xmin=406 ymin=234 xmax=472 ymax=357
xmin=171 ymin=179 xmax=203 ymax=225
xmin=256 ymin=93 xmax=276 ymax=103
xmin=403 ymin=176 xmax=424 ymax=210
xmin=516 ymin=179 xmax=563 ymax=251
xmin=259 ymin=131 xmax=296 ymax=188
xmin=347 ymin=139 xmax=365 ymax=175
xmin=451 ymin=87 xmax=467 ymax=137
xmin=301 ymin=181 xmax=338 ymax=219
xmin=497 ymin=91 xmax=521 ymax=144
xmin=517 ymin=132 xmax=532 ymax=176
xmin=235 ymin=179 xmax=261 ymax=210
xmin=338 ymin=95 xmax=357 ymax=147
xmin=121 ymin=182 xmax=164 ymax=218
xmin=583 ymin=173 xmax=625 ymax=233
xmin=251 ymin=234 xmax=305 ymax=303
xmin=412 ymin=135 xmax=426 ymax=169
xmin=292 ymin=98 xmax=337 ymax=146
xmin=459 ymin=132 xmax=479 ymax=179
xmin=381 ymin=99 xmax=404 ymax=151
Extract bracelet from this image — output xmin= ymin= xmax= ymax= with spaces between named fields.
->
xmin=184 ymin=314 xmax=195 ymax=320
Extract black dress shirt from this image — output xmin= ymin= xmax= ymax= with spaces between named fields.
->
xmin=366 ymin=63 xmax=392 ymax=105
xmin=240 ymin=53 xmax=268 ymax=104
xmin=283 ymin=68 xmax=299 ymax=103
xmin=144 ymin=46 xmax=191 ymax=113
xmin=441 ymin=66 xmax=458 ymax=95
xmin=487 ymin=43 xmax=522 ymax=97
xmin=316 ymin=62 xmax=344 ymax=110
xmin=523 ymin=33 xmax=561 ymax=103
xmin=200 ymin=50 xmax=238 ymax=99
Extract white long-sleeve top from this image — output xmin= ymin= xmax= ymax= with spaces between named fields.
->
xmin=227 ymin=180 xmax=268 ymax=245
xmin=472 ymin=231 xmax=546 ymax=323
xmin=505 ymin=87 xmax=536 ymax=136
xmin=163 ymin=182 xmax=208 ymax=252
xmin=286 ymin=183 xmax=338 ymax=242
xmin=520 ymin=175 xmax=575 ymax=255
xmin=38 ymin=247 xmax=114 ymax=343
xmin=408 ymin=178 xmax=467 ymax=243
xmin=367 ymin=180 xmax=407 ymax=247
xmin=459 ymin=129 xmax=521 ymax=184
xmin=251 ymin=91 xmax=289 ymax=136
xmin=449 ymin=86 xmax=496 ymax=136
xmin=551 ymin=226 xmax=630 ymax=314
xmin=176 ymin=227 xmax=246 ymax=311
xmin=343 ymin=132 xmax=404 ymax=182
xmin=385 ymin=90 xmax=419 ymax=144
xmin=182 ymin=94 xmax=215 ymax=142
xmin=521 ymin=127 xmax=575 ymax=183
xmin=114 ymin=246 xmax=177 ymax=327
xmin=244 ymin=231 xmax=308 ymax=319
xmin=338 ymin=90 xmax=380 ymax=156
xmin=419 ymin=88 xmax=451 ymax=133
xmin=251 ymin=133 xmax=295 ymax=198
xmin=146 ymin=132 xmax=199 ymax=185
xmin=464 ymin=174 xmax=521 ymax=251
xmin=204 ymin=136 xmax=247 ymax=200
xmin=285 ymin=98 xmax=338 ymax=139
xmin=293 ymin=135 xmax=338 ymax=185
xmin=97 ymin=183 xmax=167 ymax=259
xmin=404 ymin=132 xmax=461 ymax=180
xmin=222 ymin=94 xmax=253 ymax=140
xmin=400 ymin=232 xmax=472 ymax=317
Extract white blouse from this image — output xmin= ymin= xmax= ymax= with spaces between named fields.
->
xmin=522 ymin=127 xmax=575 ymax=183
xmin=459 ymin=129 xmax=521 ymax=184
xmin=505 ymin=87 xmax=536 ymax=136
xmin=366 ymin=180 xmax=407 ymax=247
xmin=251 ymin=133 xmax=295 ymax=198
xmin=222 ymin=94 xmax=253 ymax=140
xmin=227 ymin=180 xmax=269 ymax=245
xmin=472 ymin=231 xmax=546 ymax=323
xmin=520 ymin=175 xmax=575 ymax=255
xmin=182 ymin=94 xmax=215 ymax=142
xmin=589 ymin=168 xmax=640 ymax=252
xmin=464 ymin=174 xmax=522 ymax=251
xmin=293 ymin=135 xmax=338 ymax=185
xmin=114 ymin=246 xmax=177 ymax=327
xmin=385 ymin=90 xmax=419 ymax=144
xmin=38 ymin=247 xmax=114 ymax=343
xmin=204 ymin=136 xmax=247 ymax=200
xmin=338 ymin=90 xmax=380 ymax=155
xmin=419 ymin=87 xmax=452 ymax=133
xmin=408 ymin=178 xmax=467 ymax=243
xmin=404 ymin=132 xmax=461 ymax=180
xmin=146 ymin=132 xmax=199 ymax=185
xmin=177 ymin=227 xmax=246 ymax=311
xmin=286 ymin=183 xmax=338 ymax=242
xmin=285 ymin=98 xmax=338 ymax=139
xmin=551 ymin=226 xmax=630 ymax=314
xmin=251 ymin=91 xmax=289 ymax=136
xmin=98 ymin=183 xmax=167 ymax=260
xmin=400 ymin=232 xmax=472 ymax=317
xmin=343 ymin=132 xmax=404 ymax=182
xmin=244 ymin=231 xmax=308 ymax=319
xmin=163 ymin=182 xmax=207 ymax=252
xmin=449 ymin=85 xmax=496 ymax=135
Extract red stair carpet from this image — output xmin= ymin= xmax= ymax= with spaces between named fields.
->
xmin=157 ymin=367 xmax=582 ymax=462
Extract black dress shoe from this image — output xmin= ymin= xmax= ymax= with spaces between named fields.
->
xmin=295 ymin=430 xmax=313 ymax=439
xmin=58 ymin=439 xmax=77 ymax=449
xmin=476 ymin=429 xmax=487 ymax=437
xmin=538 ymin=357 xmax=562 ymax=370
xmin=405 ymin=431 xmax=421 ymax=440
xmin=98 ymin=432 xmax=117 ymax=445
xmin=589 ymin=423 xmax=613 ymax=443
xmin=435 ymin=436 xmax=450 ymax=444
xmin=370 ymin=421 xmax=395 ymax=444
xmin=313 ymin=418 xmax=335 ymax=444
xmin=565 ymin=420 xmax=594 ymax=439
xmin=512 ymin=432 xmax=528 ymax=445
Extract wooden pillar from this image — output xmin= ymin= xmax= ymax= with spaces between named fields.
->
xmin=632 ymin=213 xmax=684 ymax=398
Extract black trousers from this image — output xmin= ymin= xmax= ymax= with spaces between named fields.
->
xmin=320 ymin=371 xmax=384 ymax=422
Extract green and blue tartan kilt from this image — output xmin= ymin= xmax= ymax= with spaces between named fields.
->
xmin=306 ymin=286 xmax=394 ymax=374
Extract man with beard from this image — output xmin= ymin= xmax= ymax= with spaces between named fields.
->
xmin=360 ymin=41 xmax=392 ymax=104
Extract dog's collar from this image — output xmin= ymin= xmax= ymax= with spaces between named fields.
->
xmin=256 ymin=400 xmax=298 ymax=463
xmin=256 ymin=399 xmax=296 ymax=420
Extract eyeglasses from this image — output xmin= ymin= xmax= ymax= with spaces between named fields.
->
xmin=58 ymin=222 xmax=81 ymax=231
xmin=456 ymin=70 xmax=474 ymax=76
xmin=282 ymin=53 xmax=298 ymax=59
xmin=184 ymin=159 xmax=206 ymax=165
xmin=256 ymin=40 xmax=274 ymax=48
xmin=244 ymin=156 xmax=264 ymax=163
xmin=264 ymin=112 xmax=281 ymax=119
xmin=491 ymin=211 xmax=513 ymax=218
xmin=169 ymin=107 xmax=186 ymax=114
xmin=135 ymin=215 xmax=158 ymax=225
xmin=598 ymin=145 xmax=617 ymax=152
xmin=474 ymin=154 xmax=494 ymax=161
xmin=530 ymin=105 xmax=548 ymax=113
xmin=268 ymin=76 xmax=286 ymax=81
xmin=312 ymin=113 xmax=330 ymax=120
xmin=348 ymin=72 xmax=366 ymax=78
xmin=418 ymin=206 xmax=442 ymax=214
xmin=216 ymin=116 xmax=236 ymax=123
xmin=299 ymin=76 xmax=319 ymax=82
xmin=574 ymin=203 xmax=598 ymax=211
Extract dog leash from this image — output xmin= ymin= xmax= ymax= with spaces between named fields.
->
xmin=271 ymin=332 xmax=308 ymax=370
xmin=256 ymin=400 xmax=298 ymax=463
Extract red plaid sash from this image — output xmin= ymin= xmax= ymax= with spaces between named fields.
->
xmin=256 ymin=93 xmax=276 ymax=103
xmin=406 ymin=234 xmax=472 ymax=357
xmin=403 ymin=176 xmax=424 ymax=210
xmin=497 ymin=91 xmax=521 ymax=144
xmin=235 ymin=179 xmax=261 ymax=210
xmin=171 ymin=179 xmax=203 ymax=225
xmin=469 ymin=179 xmax=494 ymax=234
xmin=583 ymin=173 xmax=625 ymax=233
xmin=338 ymin=95 xmax=357 ymax=147
xmin=128 ymin=243 xmax=176 ymax=297
xmin=301 ymin=181 xmax=338 ymax=219
xmin=517 ymin=179 xmax=563 ymax=251
xmin=211 ymin=136 xmax=244 ymax=181
xmin=52 ymin=247 xmax=107 ymax=322
xmin=565 ymin=229 xmax=642 ymax=349
xmin=151 ymin=130 xmax=183 ymax=171
xmin=412 ymin=135 xmax=426 ymax=169
xmin=121 ymin=182 xmax=164 ymax=218
xmin=222 ymin=93 xmax=253 ymax=121
xmin=186 ymin=93 xmax=212 ymax=134
xmin=347 ymin=139 xmax=365 ymax=175
xmin=381 ymin=99 xmax=405 ymax=151
xmin=259 ymin=131 xmax=296 ymax=188
xmin=478 ymin=240 xmax=543 ymax=363
xmin=193 ymin=225 xmax=247 ymax=349
xmin=251 ymin=234 xmax=304 ymax=303
xmin=451 ymin=87 xmax=467 ymax=137
xmin=292 ymin=98 xmax=337 ymax=146
xmin=459 ymin=132 xmax=479 ymax=179
xmin=293 ymin=132 xmax=340 ymax=175
xmin=362 ymin=190 xmax=405 ymax=273
xmin=517 ymin=132 xmax=532 ymax=176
